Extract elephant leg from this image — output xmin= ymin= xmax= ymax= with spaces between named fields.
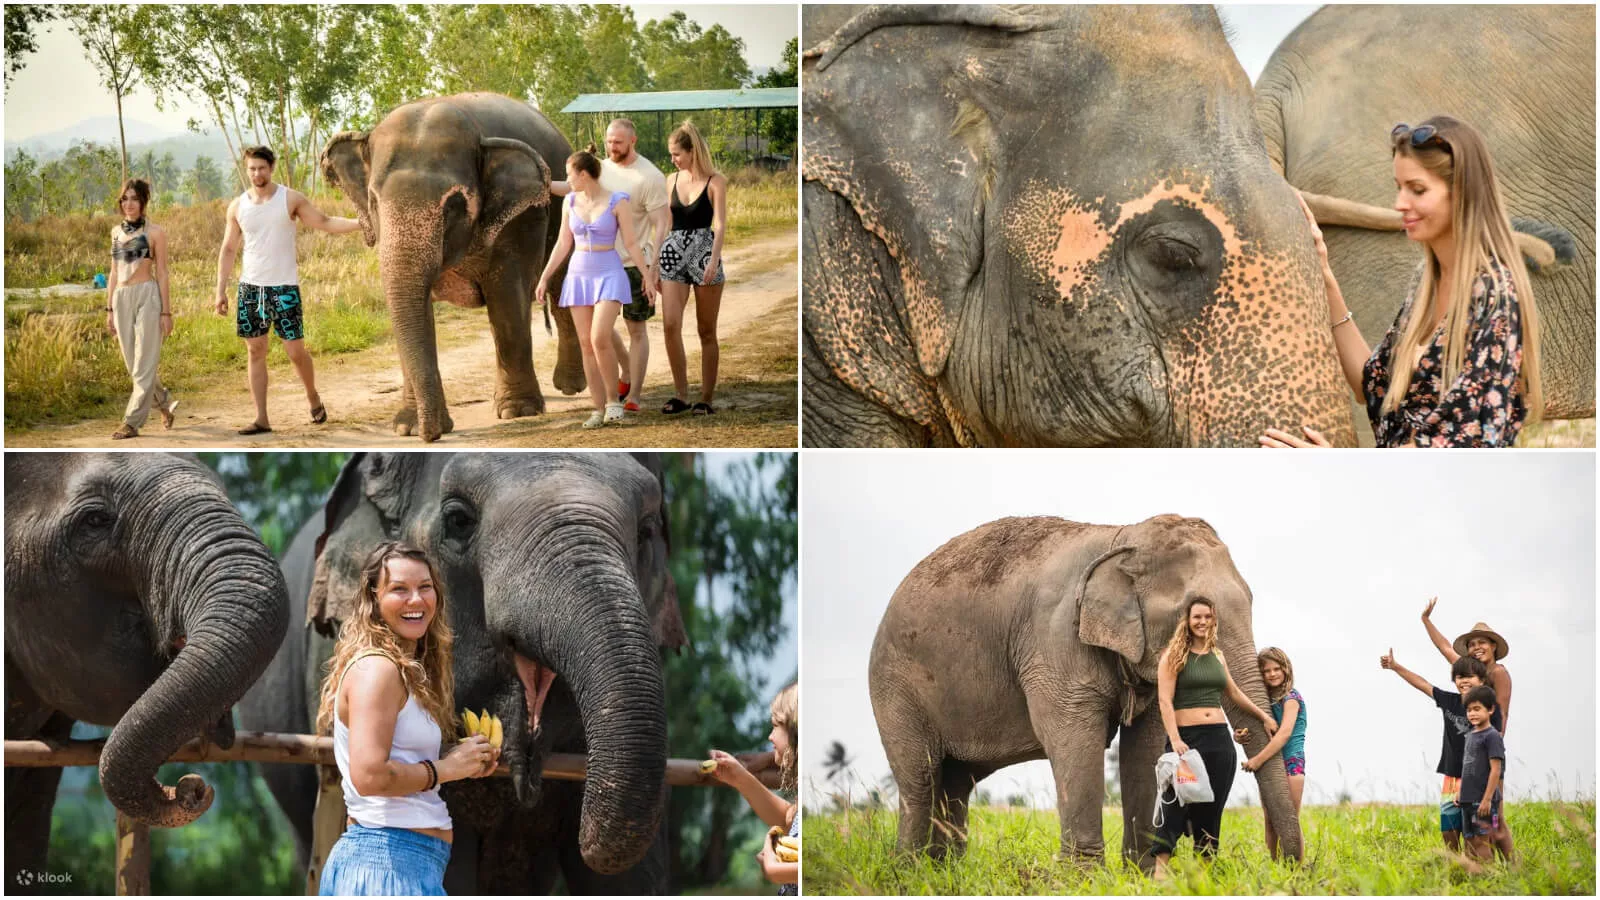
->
xmin=5 ymin=712 xmax=71 ymax=892
xmin=1119 ymin=707 xmax=1169 ymax=872
xmin=930 ymin=759 xmax=994 ymax=859
xmin=483 ymin=245 xmax=545 ymax=420
xmin=1028 ymin=691 xmax=1111 ymax=864
xmin=877 ymin=690 xmax=942 ymax=857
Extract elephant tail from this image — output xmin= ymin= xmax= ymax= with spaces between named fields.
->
xmin=1511 ymin=217 xmax=1578 ymax=272
xmin=542 ymin=297 xmax=553 ymax=335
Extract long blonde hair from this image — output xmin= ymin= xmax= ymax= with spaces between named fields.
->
xmin=770 ymin=681 xmax=798 ymax=792
xmin=1257 ymin=646 xmax=1295 ymax=703
xmin=1385 ymin=115 xmax=1542 ymax=420
xmin=669 ymin=120 xmax=719 ymax=181
xmin=316 ymin=542 xmax=456 ymax=737
xmin=1161 ymin=598 xmax=1217 ymax=678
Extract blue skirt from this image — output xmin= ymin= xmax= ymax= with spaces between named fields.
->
xmin=320 ymin=824 xmax=451 ymax=896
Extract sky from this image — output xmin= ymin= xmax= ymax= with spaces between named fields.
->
xmin=3 ymin=4 xmax=799 ymax=142
xmin=801 ymin=451 xmax=1595 ymax=812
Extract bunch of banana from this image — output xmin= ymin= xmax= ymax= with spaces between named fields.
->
xmin=461 ymin=708 xmax=504 ymax=749
xmin=768 ymin=825 xmax=800 ymax=863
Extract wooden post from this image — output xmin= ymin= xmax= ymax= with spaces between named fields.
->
xmin=114 ymin=812 xmax=150 ymax=896
xmin=305 ymin=764 xmax=348 ymax=895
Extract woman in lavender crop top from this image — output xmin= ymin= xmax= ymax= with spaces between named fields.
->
xmin=537 ymin=146 xmax=654 ymax=430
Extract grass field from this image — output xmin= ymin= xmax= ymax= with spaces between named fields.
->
xmin=805 ymin=801 xmax=1596 ymax=895
xmin=4 ymin=171 xmax=797 ymax=430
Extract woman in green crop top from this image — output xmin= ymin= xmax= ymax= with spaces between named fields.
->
xmin=1152 ymin=598 xmax=1279 ymax=875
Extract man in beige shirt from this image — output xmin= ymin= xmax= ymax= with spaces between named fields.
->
xmin=599 ymin=118 xmax=670 ymax=411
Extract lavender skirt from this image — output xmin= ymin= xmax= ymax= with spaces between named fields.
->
xmin=559 ymin=247 xmax=630 ymax=308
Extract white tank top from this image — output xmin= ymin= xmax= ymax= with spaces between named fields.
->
xmin=236 ymin=185 xmax=299 ymax=287
xmin=332 ymin=655 xmax=453 ymax=831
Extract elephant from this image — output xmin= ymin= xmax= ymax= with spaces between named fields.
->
xmin=802 ymin=5 xmax=1356 ymax=447
xmin=1255 ymin=5 xmax=1596 ymax=426
xmin=4 ymin=453 xmax=290 ymax=890
xmin=239 ymin=452 xmax=688 ymax=894
xmin=868 ymin=514 xmax=1300 ymax=868
xmin=321 ymin=92 xmax=586 ymax=443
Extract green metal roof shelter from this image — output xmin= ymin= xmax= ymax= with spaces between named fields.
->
xmin=561 ymin=87 xmax=798 ymax=168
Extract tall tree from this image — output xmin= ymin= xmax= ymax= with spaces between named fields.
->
xmin=753 ymin=37 xmax=798 ymax=158
xmin=4 ymin=149 xmax=43 ymax=221
xmin=62 ymin=5 xmax=141 ymax=182
xmin=183 ymin=154 xmax=226 ymax=204
xmin=4 ymin=4 xmax=54 ymax=90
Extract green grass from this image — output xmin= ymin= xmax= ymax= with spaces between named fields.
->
xmin=805 ymin=801 xmax=1596 ymax=895
xmin=4 ymin=169 xmax=798 ymax=429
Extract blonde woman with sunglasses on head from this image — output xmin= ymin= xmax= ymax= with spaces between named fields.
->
xmin=1264 ymin=115 xmax=1542 ymax=448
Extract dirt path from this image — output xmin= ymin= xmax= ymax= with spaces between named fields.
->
xmin=15 ymin=231 xmax=797 ymax=449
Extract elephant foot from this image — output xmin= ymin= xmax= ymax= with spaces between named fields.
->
xmin=496 ymin=396 xmax=544 ymax=419
xmin=393 ymin=407 xmax=418 ymax=437
xmin=552 ymin=365 xmax=586 ymax=396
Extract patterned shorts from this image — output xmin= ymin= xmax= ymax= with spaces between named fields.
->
xmin=1461 ymin=803 xmax=1501 ymax=839
xmin=659 ymin=227 xmax=725 ymax=286
xmin=1440 ymin=775 xmax=1463 ymax=832
xmin=237 ymin=283 xmax=305 ymax=341
xmin=1283 ymin=755 xmax=1306 ymax=776
xmin=621 ymin=266 xmax=654 ymax=322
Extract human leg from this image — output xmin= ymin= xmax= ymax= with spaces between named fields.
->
xmin=591 ymin=301 xmax=625 ymax=421
xmin=244 ymin=335 xmax=271 ymax=429
xmin=571 ymin=305 xmax=603 ymax=413
xmin=619 ymin=266 xmax=653 ymax=406
xmin=691 ymin=281 xmax=723 ymax=407
xmin=659 ymin=280 xmax=691 ymax=407
xmin=1440 ymin=776 xmax=1463 ymax=852
xmin=1186 ymin=725 xmax=1237 ymax=859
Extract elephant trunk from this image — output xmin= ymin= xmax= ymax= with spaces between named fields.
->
xmin=1221 ymin=636 xmax=1303 ymax=860
xmin=493 ymin=532 xmax=667 ymax=874
xmin=378 ymin=201 xmax=448 ymax=442
xmin=98 ymin=495 xmax=289 ymax=828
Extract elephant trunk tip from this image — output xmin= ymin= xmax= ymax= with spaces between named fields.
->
xmin=104 ymin=771 xmax=215 ymax=829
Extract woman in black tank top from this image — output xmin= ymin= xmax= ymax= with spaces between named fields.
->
xmin=656 ymin=121 xmax=729 ymax=416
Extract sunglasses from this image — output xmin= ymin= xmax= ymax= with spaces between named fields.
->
xmin=1391 ymin=123 xmax=1451 ymax=153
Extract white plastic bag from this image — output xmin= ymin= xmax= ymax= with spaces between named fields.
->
xmin=1152 ymin=749 xmax=1214 ymax=827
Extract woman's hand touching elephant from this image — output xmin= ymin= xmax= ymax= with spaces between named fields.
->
xmin=440 ymin=734 xmax=498 ymax=782
xmin=1294 ymin=191 xmax=1335 ymax=283
xmin=1233 ymin=727 xmax=1250 ymax=744
xmin=1260 ymin=426 xmax=1334 ymax=449
xmin=1259 ymin=714 xmax=1279 ymax=738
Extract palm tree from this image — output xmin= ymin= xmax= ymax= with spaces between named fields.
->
xmin=823 ymin=740 xmax=853 ymax=783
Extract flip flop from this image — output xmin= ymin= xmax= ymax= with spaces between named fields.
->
xmin=617 ymin=381 xmax=631 ymax=402
xmin=310 ymin=404 xmax=327 ymax=424
xmin=662 ymin=398 xmax=692 ymax=415
xmin=691 ymin=402 xmax=715 ymax=416
xmin=237 ymin=423 xmax=273 ymax=436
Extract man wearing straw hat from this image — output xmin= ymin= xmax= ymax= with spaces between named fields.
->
xmin=1421 ymin=599 xmax=1515 ymax=860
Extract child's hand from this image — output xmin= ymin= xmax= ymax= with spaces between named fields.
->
xmin=1241 ymin=756 xmax=1263 ymax=773
xmin=1477 ymin=798 xmax=1491 ymax=818
xmin=1233 ymin=727 xmax=1250 ymax=744
xmin=703 ymin=748 xmax=745 ymax=786
xmin=1423 ymin=597 xmax=1437 ymax=619
xmin=1380 ymin=647 xmax=1395 ymax=669
xmin=1261 ymin=716 xmax=1279 ymax=738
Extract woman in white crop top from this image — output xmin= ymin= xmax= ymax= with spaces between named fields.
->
xmin=315 ymin=542 xmax=498 ymax=896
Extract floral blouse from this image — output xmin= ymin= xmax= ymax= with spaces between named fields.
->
xmin=1361 ymin=258 xmax=1526 ymax=447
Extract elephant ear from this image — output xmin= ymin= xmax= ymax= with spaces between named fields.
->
xmin=629 ymin=453 xmax=689 ymax=651
xmin=478 ymin=137 xmax=552 ymax=248
xmin=1075 ymin=545 xmax=1145 ymax=667
xmin=803 ymin=7 xmax=1042 ymax=434
xmin=321 ymin=131 xmax=375 ymax=247
xmin=309 ymin=453 xmax=372 ymax=636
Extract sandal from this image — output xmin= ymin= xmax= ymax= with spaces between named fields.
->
xmin=310 ymin=404 xmax=327 ymax=425
xmin=624 ymin=401 xmax=641 ymax=413
xmin=581 ymin=411 xmax=606 ymax=430
xmin=662 ymin=397 xmax=692 ymax=415
xmin=603 ymin=401 xmax=627 ymax=424
xmin=238 ymin=422 xmax=273 ymax=436
xmin=691 ymin=402 xmax=715 ymax=416
xmin=160 ymin=397 xmax=179 ymax=430
xmin=111 ymin=423 xmax=138 ymax=440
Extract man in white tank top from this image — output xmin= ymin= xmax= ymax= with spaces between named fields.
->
xmin=213 ymin=146 xmax=361 ymax=435
xmin=600 ymin=119 xmax=668 ymax=411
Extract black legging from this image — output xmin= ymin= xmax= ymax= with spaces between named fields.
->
xmin=1152 ymin=723 xmax=1238 ymax=858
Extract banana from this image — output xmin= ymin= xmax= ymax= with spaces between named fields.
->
xmin=775 ymin=845 xmax=799 ymax=863
xmin=489 ymin=715 xmax=503 ymax=749
xmin=769 ymin=825 xmax=784 ymax=838
xmin=480 ymin=709 xmax=490 ymax=734
xmin=463 ymin=708 xmax=481 ymax=737
xmin=777 ymin=836 xmax=800 ymax=850
xmin=699 ymin=759 xmax=717 ymax=774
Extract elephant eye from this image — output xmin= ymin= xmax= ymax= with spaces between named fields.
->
xmin=83 ymin=509 xmax=114 ymax=530
xmin=1147 ymin=235 xmax=1201 ymax=272
xmin=440 ymin=500 xmax=478 ymax=548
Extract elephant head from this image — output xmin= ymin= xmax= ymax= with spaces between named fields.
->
xmin=320 ymin=93 xmax=563 ymax=442
xmin=803 ymin=5 xmax=1356 ymax=446
xmin=306 ymin=452 xmax=685 ymax=874
xmin=1075 ymin=514 xmax=1302 ymax=859
xmin=3 ymin=453 xmax=289 ymax=828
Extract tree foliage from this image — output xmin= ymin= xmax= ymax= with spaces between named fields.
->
xmin=61 ymin=5 xmax=141 ymax=181
xmin=661 ymin=452 xmax=798 ymax=890
xmin=4 ymin=4 xmax=54 ymax=89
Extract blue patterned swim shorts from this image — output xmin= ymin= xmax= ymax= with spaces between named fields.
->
xmin=237 ymin=282 xmax=305 ymax=341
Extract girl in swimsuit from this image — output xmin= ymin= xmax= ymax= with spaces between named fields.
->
xmin=537 ymin=148 xmax=652 ymax=429
xmin=106 ymin=178 xmax=179 ymax=439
